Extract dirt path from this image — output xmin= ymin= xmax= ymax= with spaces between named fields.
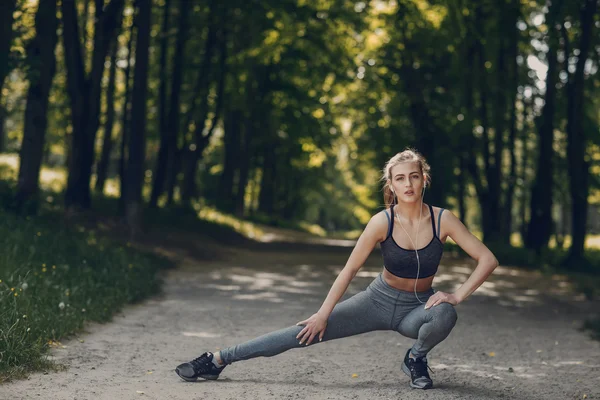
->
xmin=2 ymin=235 xmax=599 ymax=400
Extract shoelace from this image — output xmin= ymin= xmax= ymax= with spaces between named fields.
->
xmin=190 ymin=354 xmax=212 ymax=372
xmin=410 ymin=358 xmax=433 ymax=377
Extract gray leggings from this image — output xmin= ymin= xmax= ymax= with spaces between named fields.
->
xmin=219 ymin=273 xmax=457 ymax=364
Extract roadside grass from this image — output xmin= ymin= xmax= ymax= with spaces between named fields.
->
xmin=0 ymin=181 xmax=172 ymax=382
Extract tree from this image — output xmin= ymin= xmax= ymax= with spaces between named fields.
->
xmin=525 ymin=0 xmax=564 ymax=253
xmin=124 ymin=0 xmax=151 ymax=232
xmin=16 ymin=0 xmax=59 ymax=208
xmin=151 ymin=0 xmax=192 ymax=207
xmin=0 ymin=0 xmax=17 ymax=91
xmin=0 ymin=0 xmax=17 ymax=153
xmin=564 ymin=0 xmax=598 ymax=266
xmin=95 ymin=33 xmax=120 ymax=193
xmin=148 ymin=0 xmax=172 ymax=208
xmin=62 ymin=0 xmax=124 ymax=210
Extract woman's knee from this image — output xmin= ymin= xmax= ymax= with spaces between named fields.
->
xmin=430 ymin=302 xmax=458 ymax=328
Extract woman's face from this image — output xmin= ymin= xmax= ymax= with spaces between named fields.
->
xmin=388 ymin=162 xmax=425 ymax=203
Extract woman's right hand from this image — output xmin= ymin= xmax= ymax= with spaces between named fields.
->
xmin=295 ymin=312 xmax=328 ymax=345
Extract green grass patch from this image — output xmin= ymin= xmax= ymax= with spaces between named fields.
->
xmin=0 ymin=207 xmax=171 ymax=382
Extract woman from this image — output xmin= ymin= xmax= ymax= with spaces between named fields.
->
xmin=175 ymin=148 xmax=499 ymax=390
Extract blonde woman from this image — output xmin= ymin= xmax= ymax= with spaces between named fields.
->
xmin=175 ymin=148 xmax=498 ymax=390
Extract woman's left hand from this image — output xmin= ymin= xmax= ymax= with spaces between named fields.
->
xmin=424 ymin=291 xmax=460 ymax=310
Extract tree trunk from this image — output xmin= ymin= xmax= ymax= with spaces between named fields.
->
xmin=525 ymin=0 xmax=563 ymax=253
xmin=518 ymin=97 xmax=533 ymax=244
xmin=0 ymin=0 xmax=16 ymax=153
xmin=118 ymin=10 xmax=135 ymax=215
xmin=62 ymin=0 xmax=124 ymax=210
xmin=234 ymin=122 xmax=250 ymax=218
xmin=148 ymin=0 xmax=172 ymax=208
xmin=0 ymin=103 xmax=5 ymax=153
xmin=502 ymin=0 xmax=520 ymax=243
xmin=474 ymin=7 xmax=497 ymax=242
xmin=564 ymin=0 xmax=597 ymax=266
xmin=218 ymin=109 xmax=241 ymax=213
xmin=0 ymin=0 xmax=17 ymax=93
xmin=161 ymin=0 xmax=192 ymax=206
xmin=95 ymin=33 xmax=119 ymax=193
xmin=180 ymin=16 xmax=222 ymax=205
xmin=15 ymin=0 xmax=59 ymax=209
xmin=258 ymin=138 xmax=276 ymax=215
xmin=124 ymin=0 xmax=151 ymax=233
xmin=490 ymin=14 xmax=508 ymax=242
xmin=181 ymin=26 xmax=227 ymax=205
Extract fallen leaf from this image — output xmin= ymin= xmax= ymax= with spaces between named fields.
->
xmin=146 ymin=371 xmax=153 ymax=374
xmin=351 ymin=373 xmax=358 ymax=378
xmin=488 ymin=352 xmax=496 ymax=357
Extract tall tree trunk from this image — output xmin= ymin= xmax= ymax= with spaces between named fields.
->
xmin=15 ymin=0 xmax=59 ymax=209
xmin=81 ymin=0 xmax=91 ymax=63
xmin=459 ymin=17 xmax=477 ymax=226
xmin=564 ymin=0 xmax=597 ymax=266
xmin=148 ymin=0 xmax=172 ymax=208
xmin=0 ymin=102 xmax=6 ymax=153
xmin=95 ymin=34 xmax=119 ymax=193
xmin=124 ymin=0 xmax=150 ymax=233
xmin=181 ymin=26 xmax=227 ymax=205
xmin=258 ymin=137 xmax=276 ymax=215
xmin=0 ymin=0 xmax=17 ymax=93
xmin=502 ymin=0 xmax=520 ymax=243
xmin=234 ymin=122 xmax=250 ymax=218
xmin=490 ymin=13 xmax=508 ymax=242
xmin=519 ymin=97 xmax=533 ymax=243
xmin=474 ymin=6 xmax=497 ymax=241
xmin=118 ymin=10 xmax=135 ymax=215
xmin=525 ymin=0 xmax=563 ymax=253
xmin=62 ymin=0 xmax=124 ymax=210
xmin=160 ymin=0 xmax=191 ymax=206
xmin=0 ymin=0 xmax=16 ymax=153
xmin=218 ymin=109 xmax=242 ymax=213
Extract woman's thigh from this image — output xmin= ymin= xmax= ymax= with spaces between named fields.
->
xmin=319 ymin=290 xmax=392 ymax=342
xmin=394 ymin=302 xmax=457 ymax=339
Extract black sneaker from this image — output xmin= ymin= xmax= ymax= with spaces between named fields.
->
xmin=401 ymin=348 xmax=433 ymax=389
xmin=175 ymin=352 xmax=226 ymax=382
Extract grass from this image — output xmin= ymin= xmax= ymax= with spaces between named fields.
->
xmin=0 ymin=203 xmax=171 ymax=382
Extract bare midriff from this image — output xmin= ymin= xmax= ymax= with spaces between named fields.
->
xmin=382 ymin=267 xmax=435 ymax=292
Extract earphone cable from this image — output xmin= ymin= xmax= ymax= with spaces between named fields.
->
xmin=395 ymin=185 xmax=427 ymax=303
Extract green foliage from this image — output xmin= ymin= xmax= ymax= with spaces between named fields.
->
xmin=0 ymin=207 xmax=170 ymax=381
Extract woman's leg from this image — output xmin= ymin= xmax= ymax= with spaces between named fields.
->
xmin=395 ymin=302 xmax=457 ymax=358
xmin=219 ymin=289 xmax=391 ymax=365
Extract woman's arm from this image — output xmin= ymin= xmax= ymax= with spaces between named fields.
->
xmin=317 ymin=213 xmax=386 ymax=317
xmin=296 ymin=212 xmax=387 ymax=345
xmin=425 ymin=210 xmax=499 ymax=309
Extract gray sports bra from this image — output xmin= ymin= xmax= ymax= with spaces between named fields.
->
xmin=379 ymin=204 xmax=445 ymax=279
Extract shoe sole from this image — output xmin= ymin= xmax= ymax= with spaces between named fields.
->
xmin=175 ymin=368 xmax=220 ymax=382
xmin=401 ymin=363 xmax=433 ymax=390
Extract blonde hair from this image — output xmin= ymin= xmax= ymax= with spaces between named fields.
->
xmin=380 ymin=148 xmax=431 ymax=208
